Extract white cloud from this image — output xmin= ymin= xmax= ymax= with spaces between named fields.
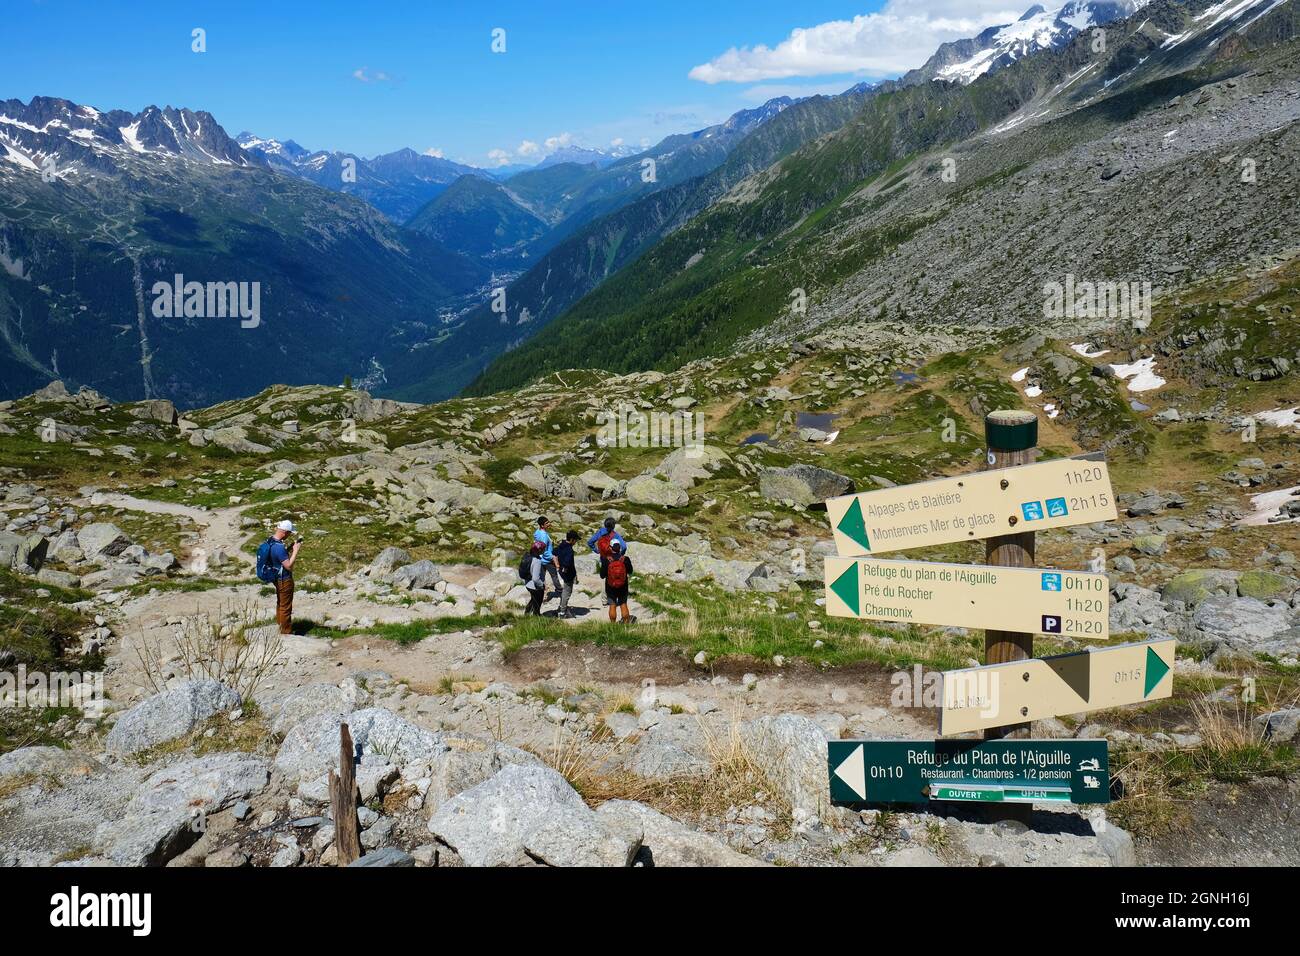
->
xmin=610 ymin=137 xmax=625 ymax=147
xmin=688 ymin=1 xmax=1022 ymax=83
xmin=516 ymin=139 xmax=541 ymax=158
xmin=352 ymin=66 xmax=393 ymax=84
xmin=486 ymin=148 xmax=511 ymax=166
xmin=423 ymin=147 xmax=444 ymax=158
xmin=543 ymin=132 xmax=573 ymax=151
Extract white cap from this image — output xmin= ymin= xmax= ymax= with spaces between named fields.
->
xmin=276 ymin=520 xmax=296 ymax=533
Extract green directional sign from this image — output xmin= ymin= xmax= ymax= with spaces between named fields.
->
xmin=828 ymin=739 xmax=1110 ymax=806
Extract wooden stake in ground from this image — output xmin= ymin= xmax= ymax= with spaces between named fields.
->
xmin=983 ymin=409 xmax=1038 ymax=824
xmin=329 ymin=722 xmax=362 ymax=865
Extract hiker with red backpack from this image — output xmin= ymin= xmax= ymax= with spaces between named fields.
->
xmin=255 ymin=520 xmax=301 ymax=634
xmin=588 ymin=517 xmax=627 ymax=607
xmin=599 ymin=540 xmax=635 ymax=624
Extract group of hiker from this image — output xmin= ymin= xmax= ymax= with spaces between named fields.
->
xmin=522 ymin=516 xmax=635 ymax=623
xmin=256 ymin=513 xmax=638 ymax=637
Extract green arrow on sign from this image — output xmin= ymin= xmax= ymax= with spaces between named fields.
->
xmin=836 ymin=498 xmax=871 ymax=552
xmin=1144 ymin=645 xmax=1170 ymax=698
xmin=830 ymin=562 xmax=859 ymax=615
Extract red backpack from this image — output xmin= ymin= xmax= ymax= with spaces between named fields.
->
xmin=605 ymin=556 xmax=628 ymax=589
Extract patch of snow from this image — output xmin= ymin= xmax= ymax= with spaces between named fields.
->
xmin=1025 ymin=385 xmax=1043 ymax=398
xmin=1255 ymin=407 xmax=1300 ymax=429
xmin=2 ymin=143 xmax=38 ymax=170
xmin=1071 ymin=342 xmax=1110 ymax=358
xmin=1239 ymin=484 xmax=1300 ymax=527
xmin=1011 ymin=367 xmax=1029 ymax=383
xmin=1109 ymin=356 xmax=1166 ymax=392
xmin=120 ymin=122 xmax=148 ymax=153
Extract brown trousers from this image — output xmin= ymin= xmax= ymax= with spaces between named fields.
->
xmin=275 ymin=576 xmax=294 ymax=634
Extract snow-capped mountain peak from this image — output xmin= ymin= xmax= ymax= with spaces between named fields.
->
xmin=917 ymin=1 xmax=1151 ymax=85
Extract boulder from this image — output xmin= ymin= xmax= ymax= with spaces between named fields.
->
xmin=1190 ymin=596 xmax=1294 ymax=647
xmin=759 ymin=465 xmax=854 ymax=508
xmin=427 ymin=764 xmax=638 ymax=867
xmin=1161 ymin=570 xmax=1240 ymax=607
xmin=682 ymin=554 xmax=768 ymax=591
xmin=0 ymin=746 xmax=101 ymax=782
xmin=622 ymin=716 xmax=712 ymax=778
xmin=104 ymin=680 xmax=242 ymax=755
xmin=1237 ymin=570 xmax=1299 ymax=602
xmin=740 ymin=714 xmax=843 ymax=824
xmin=275 ymin=708 xmax=444 ymax=791
xmin=263 ymin=679 xmax=371 ymax=736
xmin=596 ymin=800 xmax=765 ymax=866
xmin=627 ymin=543 xmax=685 ymax=576
xmin=473 ymin=492 xmax=519 ymax=514
xmin=76 ymin=522 xmax=133 ymax=558
xmin=129 ymin=399 xmax=179 ymax=425
xmin=369 ymin=547 xmax=413 ymax=575
xmin=1255 ymin=708 xmax=1300 ymax=743
xmin=389 ymin=560 xmax=442 ymax=590
xmin=626 ymin=475 xmax=688 ymax=508
xmin=127 ymin=752 xmax=271 ymax=817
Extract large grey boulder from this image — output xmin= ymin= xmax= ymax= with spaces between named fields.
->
xmin=596 ymin=800 xmax=765 ymax=866
xmin=129 ymin=399 xmax=179 ymax=425
xmin=1190 ymin=596 xmax=1294 ymax=648
xmin=389 ymin=559 xmax=442 ymax=590
xmin=263 ymin=679 xmax=371 ymax=736
xmin=653 ymin=445 xmax=731 ymax=489
xmin=369 ymin=547 xmax=412 ymax=575
xmin=509 ymin=464 xmax=591 ymax=501
xmin=76 ymin=522 xmax=133 ymax=558
xmin=626 ymin=475 xmax=688 ymax=508
xmin=94 ymin=754 xmax=267 ymax=867
xmin=0 ymin=531 xmax=23 ymax=568
xmin=1161 ymin=570 xmax=1240 ymax=607
xmin=628 ymin=542 xmax=685 ymax=576
xmin=428 ymin=764 xmax=639 ymax=867
xmin=127 ymin=753 xmax=270 ymax=817
xmin=759 ymin=465 xmax=854 ymax=508
xmin=1255 ymin=708 xmax=1300 ymax=743
xmin=275 ymin=708 xmax=444 ymax=791
xmin=623 ymin=716 xmax=712 ymax=778
xmin=0 ymin=746 xmax=101 ymax=782
xmin=419 ymin=732 xmax=544 ymax=814
xmin=682 ymin=554 xmax=768 ymax=591
xmin=104 ymin=680 xmax=241 ymax=755
xmin=740 ymin=714 xmax=844 ymax=825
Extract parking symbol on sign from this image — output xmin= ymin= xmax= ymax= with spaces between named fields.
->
xmin=1021 ymin=501 xmax=1044 ymax=521
xmin=1041 ymin=615 xmax=1062 ymax=634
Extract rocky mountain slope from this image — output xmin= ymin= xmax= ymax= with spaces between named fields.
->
xmin=471 ymin=0 xmax=1299 ymax=396
xmin=0 ymin=245 xmax=1296 ymax=865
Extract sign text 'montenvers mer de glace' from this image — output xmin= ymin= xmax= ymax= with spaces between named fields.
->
xmin=826 ymin=455 xmax=1117 ymax=556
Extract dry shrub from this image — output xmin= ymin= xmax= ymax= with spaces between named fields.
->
xmin=134 ymin=602 xmax=283 ymax=699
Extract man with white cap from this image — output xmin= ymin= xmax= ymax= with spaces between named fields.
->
xmin=267 ymin=519 xmax=301 ymax=634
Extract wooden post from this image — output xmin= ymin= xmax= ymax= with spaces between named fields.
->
xmin=330 ymin=723 xmax=362 ymax=865
xmin=983 ymin=410 xmax=1038 ymax=824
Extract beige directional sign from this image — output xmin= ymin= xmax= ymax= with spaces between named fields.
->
xmin=826 ymin=455 xmax=1117 ymax=556
xmin=938 ymin=639 xmax=1175 ymax=734
xmin=824 ymin=556 xmax=1109 ymax=639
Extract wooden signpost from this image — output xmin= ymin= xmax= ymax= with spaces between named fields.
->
xmin=938 ymin=638 xmax=1175 ymax=735
xmin=818 ymin=409 xmax=1168 ymax=814
xmin=823 ymin=556 xmax=1110 ymax=639
xmin=825 ymin=451 xmax=1117 ymax=557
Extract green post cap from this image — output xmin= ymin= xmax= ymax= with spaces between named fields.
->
xmin=985 ymin=410 xmax=1038 ymax=452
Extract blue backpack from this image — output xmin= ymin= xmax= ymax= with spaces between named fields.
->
xmin=255 ymin=537 xmax=283 ymax=583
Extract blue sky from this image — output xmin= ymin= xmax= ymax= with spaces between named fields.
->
xmin=2 ymin=0 xmax=1022 ymax=166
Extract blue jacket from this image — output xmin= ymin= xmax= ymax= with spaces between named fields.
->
xmin=533 ymin=528 xmax=554 ymax=561
xmin=587 ymin=527 xmax=627 ymax=555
